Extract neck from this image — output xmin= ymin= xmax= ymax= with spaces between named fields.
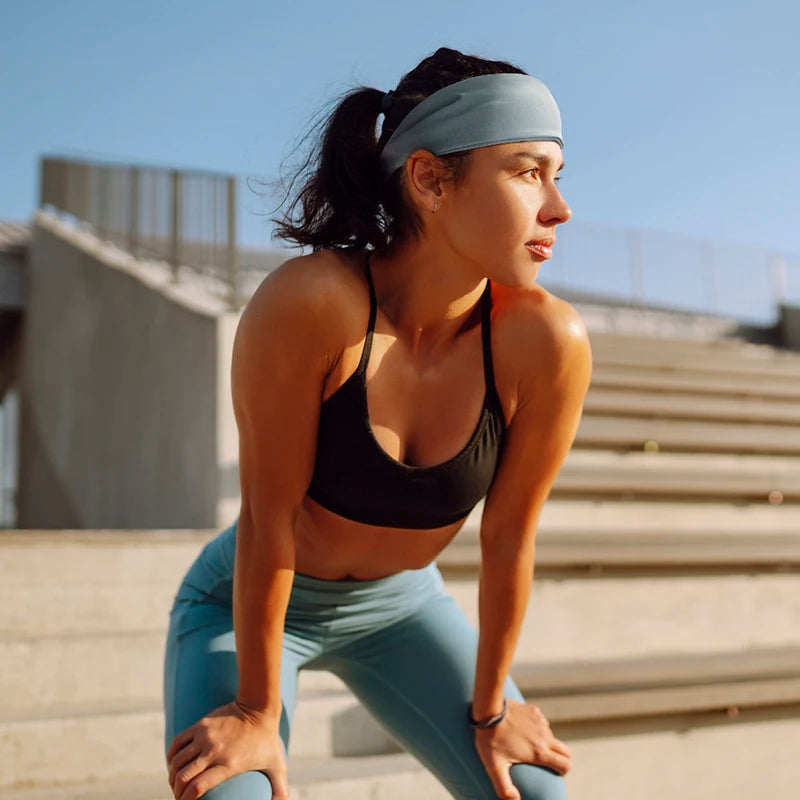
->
xmin=370 ymin=240 xmax=486 ymax=360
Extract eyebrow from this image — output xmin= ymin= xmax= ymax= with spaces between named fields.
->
xmin=509 ymin=151 xmax=565 ymax=171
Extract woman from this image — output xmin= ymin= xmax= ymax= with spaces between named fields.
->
xmin=164 ymin=47 xmax=591 ymax=800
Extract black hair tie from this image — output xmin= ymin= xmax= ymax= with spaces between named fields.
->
xmin=381 ymin=89 xmax=395 ymax=115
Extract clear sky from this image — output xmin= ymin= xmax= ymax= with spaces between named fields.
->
xmin=2 ymin=0 xmax=799 ymax=320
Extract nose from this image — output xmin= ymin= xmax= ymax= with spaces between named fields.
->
xmin=538 ymin=184 xmax=572 ymax=226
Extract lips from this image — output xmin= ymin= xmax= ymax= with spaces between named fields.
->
xmin=525 ymin=237 xmax=555 ymax=259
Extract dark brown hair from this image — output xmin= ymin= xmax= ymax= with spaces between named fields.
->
xmin=266 ymin=47 xmax=527 ymax=253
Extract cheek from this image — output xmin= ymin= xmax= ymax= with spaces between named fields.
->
xmin=448 ymin=186 xmax=531 ymax=252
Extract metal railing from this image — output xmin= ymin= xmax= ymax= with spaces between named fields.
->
xmin=39 ymin=156 xmax=239 ymax=306
xmin=541 ymin=220 xmax=800 ymax=325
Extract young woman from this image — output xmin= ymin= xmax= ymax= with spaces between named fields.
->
xmin=164 ymin=47 xmax=591 ymax=800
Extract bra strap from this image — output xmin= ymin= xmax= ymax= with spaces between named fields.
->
xmin=356 ymin=251 xmax=378 ymax=374
xmin=480 ymin=280 xmax=505 ymax=423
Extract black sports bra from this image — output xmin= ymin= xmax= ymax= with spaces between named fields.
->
xmin=306 ymin=251 xmax=507 ymax=529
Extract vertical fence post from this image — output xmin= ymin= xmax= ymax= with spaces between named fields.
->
xmin=129 ymin=167 xmax=140 ymax=258
xmin=770 ymin=253 xmax=787 ymax=309
xmin=703 ymin=240 xmax=718 ymax=314
xmin=97 ymin=166 xmax=107 ymax=242
xmin=38 ymin=158 xmax=49 ymax=210
xmin=170 ymin=170 xmax=181 ymax=281
xmin=227 ymin=176 xmax=239 ymax=308
xmin=629 ymin=229 xmax=644 ymax=307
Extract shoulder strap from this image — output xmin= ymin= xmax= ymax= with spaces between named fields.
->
xmin=356 ymin=250 xmax=377 ymax=374
xmin=480 ymin=280 xmax=504 ymax=420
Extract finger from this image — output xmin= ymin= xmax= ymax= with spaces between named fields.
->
xmin=549 ymin=737 xmax=573 ymax=759
xmin=173 ymin=751 xmax=212 ymax=797
xmin=487 ymin=761 xmax=521 ymax=800
xmin=266 ymin=764 xmax=291 ymax=799
xmin=168 ymin=742 xmax=201 ymax=788
xmin=166 ymin=727 xmax=195 ymax=763
xmin=177 ymin=763 xmax=228 ymax=800
xmin=542 ymin=748 xmax=572 ymax=776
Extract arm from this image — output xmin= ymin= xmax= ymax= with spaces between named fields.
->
xmin=232 ymin=263 xmax=333 ymax=721
xmin=472 ymin=299 xmax=592 ymax=796
xmin=167 ymin=256 xmax=339 ymax=800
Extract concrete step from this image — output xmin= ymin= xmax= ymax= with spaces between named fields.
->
xmin=4 ymin=511 xmax=800 ymax=639
xmin=7 ymin=703 xmax=800 ymax=800
xmin=589 ymin=335 xmax=800 ymax=379
xmin=0 ymin=694 xmax=399 ymax=790
xmin=1 ymin=753 xmax=447 ymax=800
xmin=514 ymin=645 xmax=800 ymax=722
xmin=4 ymin=555 xmax=800 ymax=712
xmin=554 ymin=450 xmax=800 ymax=500
xmin=4 ymin=647 xmax=800 ymax=798
xmin=7 ymin=708 xmax=800 ymax=800
xmin=591 ymin=363 xmax=800 ymax=399
xmin=576 ymin=413 xmax=800 ymax=454
xmin=6 ymin=499 xmax=800 ymax=585
xmin=584 ymin=385 xmax=800 ymax=425
xmin=0 ymin=529 xmax=211 ymax=587
xmin=587 ymin=329 xmax=782 ymax=355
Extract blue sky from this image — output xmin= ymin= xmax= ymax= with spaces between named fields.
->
xmin=2 ymin=1 xmax=799 ymax=320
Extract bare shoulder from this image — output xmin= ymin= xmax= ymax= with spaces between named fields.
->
xmin=243 ymin=248 xmax=367 ymax=327
xmin=491 ymin=283 xmax=593 ymax=415
xmin=493 ymin=282 xmax=589 ymax=354
xmin=236 ymin=248 xmax=369 ymax=361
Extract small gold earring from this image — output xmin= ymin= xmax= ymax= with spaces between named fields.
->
xmin=432 ymin=200 xmax=440 ymax=213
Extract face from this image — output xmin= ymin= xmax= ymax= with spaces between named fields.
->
xmin=433 ymin=140 xmax=571 ymax=287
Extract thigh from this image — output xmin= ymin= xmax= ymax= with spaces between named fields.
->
xmin=163 ymin=598 xmax=317 ymax=799
xmin=327 ymin=591 xmax=567 ymax=800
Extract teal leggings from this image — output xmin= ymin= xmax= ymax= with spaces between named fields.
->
xmin=163 ymin=520 xmax=566 ymax=799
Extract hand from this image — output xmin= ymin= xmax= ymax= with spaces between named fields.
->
xmin=166 ymin=701 xmax=288 ymax=800
xmin=473 ymin=699 xmax=572 ymax=800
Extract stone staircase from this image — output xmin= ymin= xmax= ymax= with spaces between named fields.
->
xmin=3 ymin=328 xmax=800 ymax=799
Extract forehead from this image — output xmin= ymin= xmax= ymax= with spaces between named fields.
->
xmin=470 ymin=140 xmax=564 ymax=168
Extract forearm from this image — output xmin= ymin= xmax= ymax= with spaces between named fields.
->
xmin=472 ymin=533 xmax=536 ymax=718
xmin=232 ymin=508 xmax=296 ymax=723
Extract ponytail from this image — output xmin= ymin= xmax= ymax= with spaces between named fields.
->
xmin=272 ymin=87 xmax=386 ymax=251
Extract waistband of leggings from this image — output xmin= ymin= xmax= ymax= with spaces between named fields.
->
xmin=291 ymin=560 xmax=444 ymax=601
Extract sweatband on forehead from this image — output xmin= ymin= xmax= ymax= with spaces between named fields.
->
xmin=379 ymin=73 xmax=563 ymax=178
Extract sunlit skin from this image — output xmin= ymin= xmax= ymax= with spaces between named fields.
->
xmin=166 ymin=139 xmax=591 ymax=800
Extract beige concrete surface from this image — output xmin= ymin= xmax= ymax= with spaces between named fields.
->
xmin=584 ymin=386 xmax=800 ymax=423
xmin=577 ymin=413 xmax=800 ymax=452
xmin=589 ymin=335 xmax=800 ymax=378
xmin=590 ymin=363 xmax=800 ymax=398
xmin=3 ymin=704 xmax=798 ymax=799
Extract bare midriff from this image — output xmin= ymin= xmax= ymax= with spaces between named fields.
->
xmin=293 ymin=494 xmax=467 ymax=580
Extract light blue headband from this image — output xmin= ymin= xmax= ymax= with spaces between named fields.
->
xmin=379 ymin=73 xmax=563 ymax=178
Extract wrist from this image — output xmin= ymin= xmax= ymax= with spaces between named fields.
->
xmin=470 ymin=693 xmax=506 ymax=721
xmin=468 ymin=698 xmax=509 ymax=729
xmin=235 ymin=698 xmax=281 ymax=727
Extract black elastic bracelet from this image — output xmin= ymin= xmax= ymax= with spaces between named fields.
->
xmin=467 ymin=699 xmax=508 ymax=729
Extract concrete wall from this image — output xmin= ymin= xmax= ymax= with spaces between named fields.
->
xmin=18 ymin=211 xmax=242 ymax=529
xmin=779 ymin=302 xmax=800 ymax=350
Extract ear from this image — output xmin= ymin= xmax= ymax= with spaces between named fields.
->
xmin=403 ymin=149 xmax=449 ymax=214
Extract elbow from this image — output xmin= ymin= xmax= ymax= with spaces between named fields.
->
xmin=479 ymin=524 xmax=537 ymax=562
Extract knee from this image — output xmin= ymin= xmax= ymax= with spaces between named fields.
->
xmin=509 ymin=763 xmax=568 ymax=800
xmin=200 ymin=770 xmax=274 ymax=799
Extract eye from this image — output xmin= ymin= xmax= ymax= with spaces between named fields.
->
xmin=523 ymin=167 xmax=563 ymax=183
